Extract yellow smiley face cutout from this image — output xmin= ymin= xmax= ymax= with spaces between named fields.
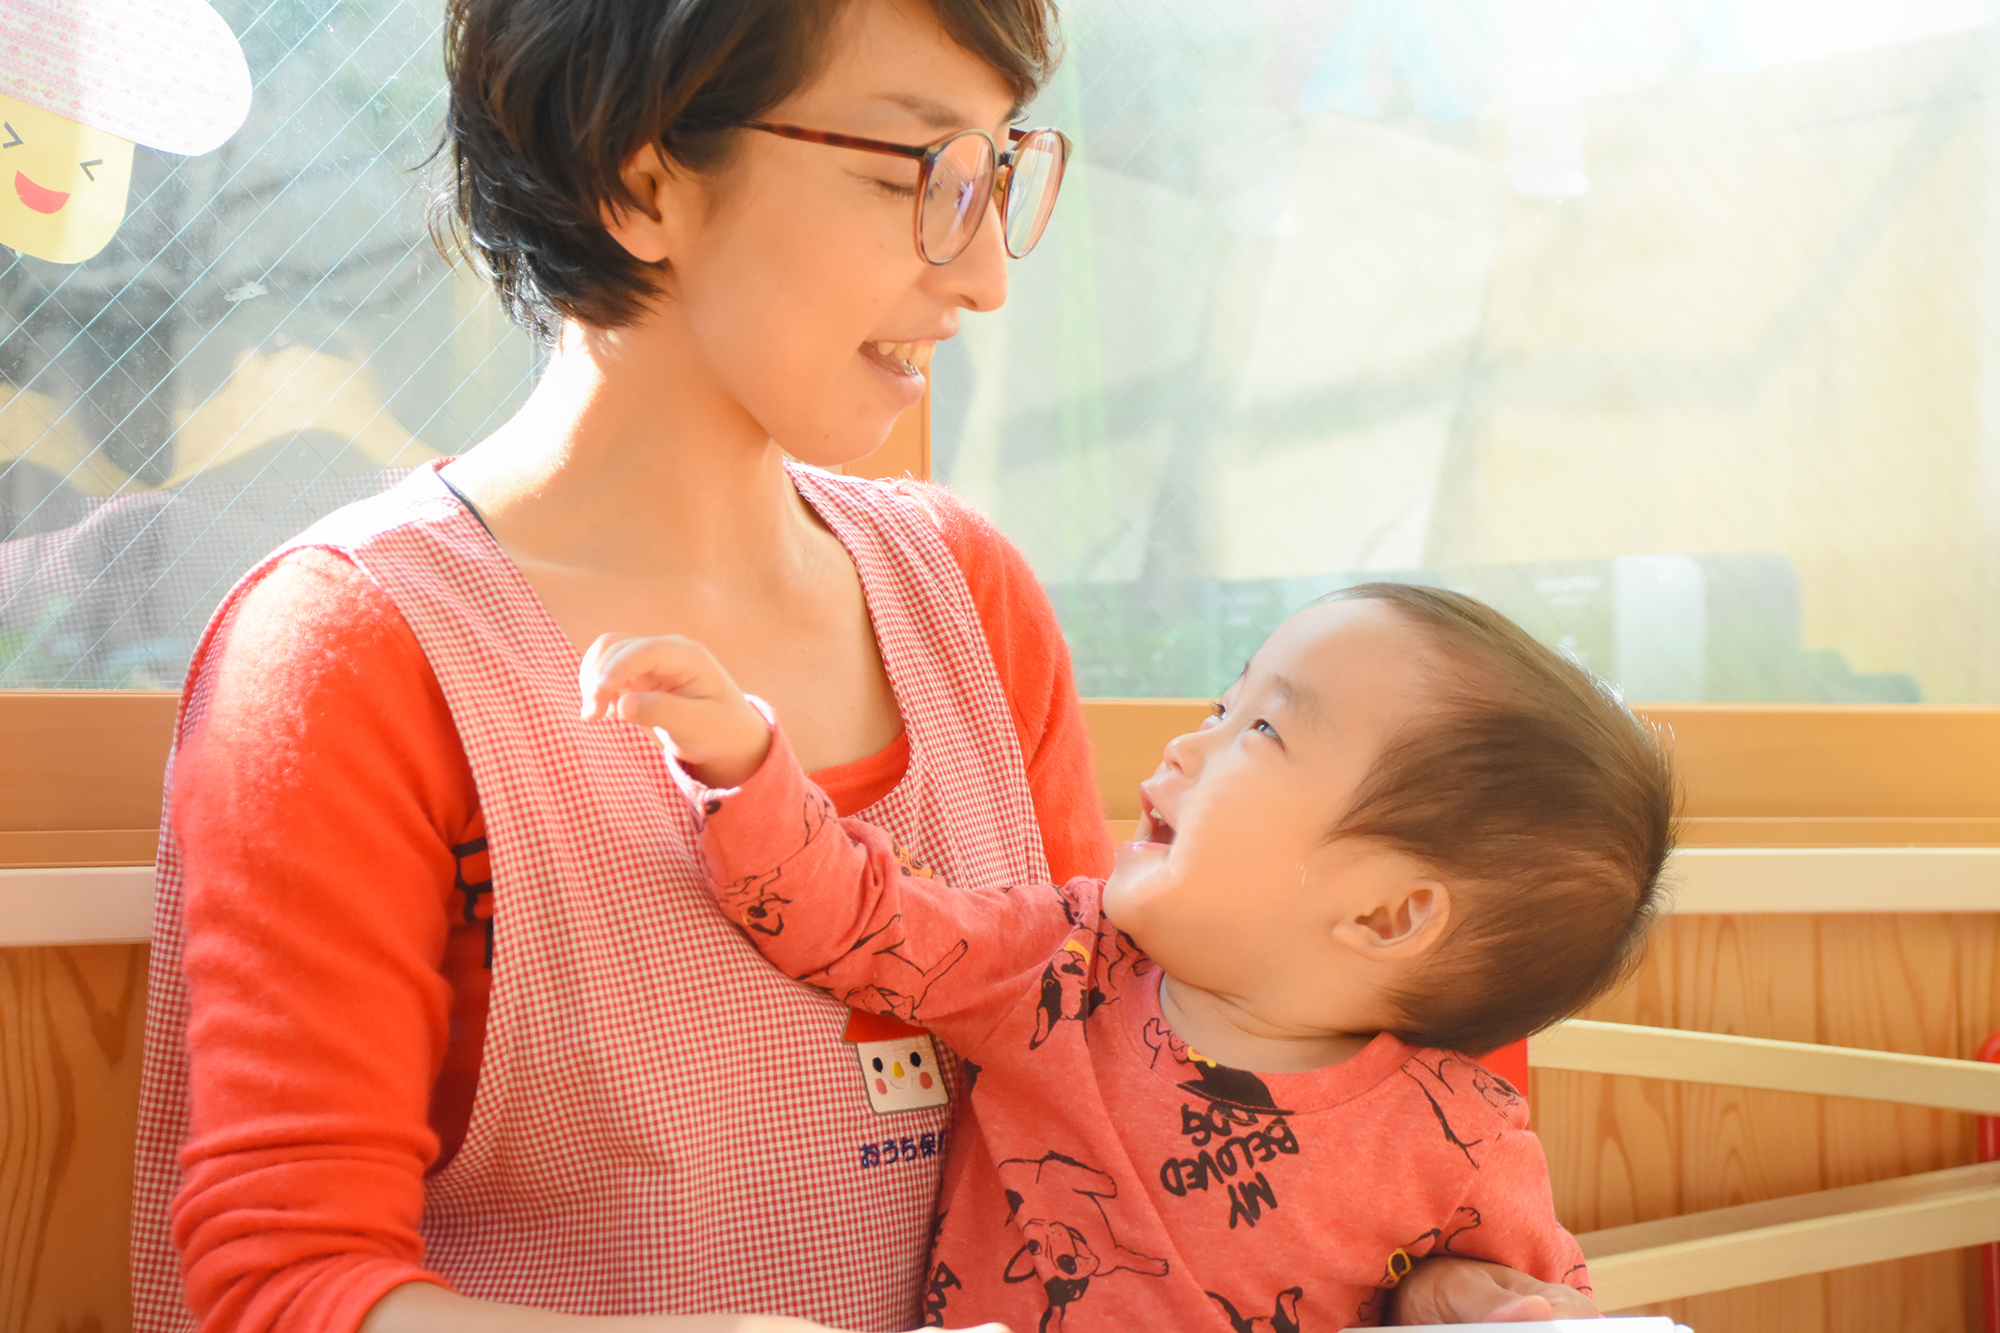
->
xmin=0 ymin=92 xmax=136 ymax=264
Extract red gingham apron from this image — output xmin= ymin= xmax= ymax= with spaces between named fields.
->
xmin=132 ymin=461 xmax=1050 ymax=1329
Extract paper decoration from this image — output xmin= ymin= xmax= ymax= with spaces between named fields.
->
xmin=0 ymin=0 xmax=251 ymax=263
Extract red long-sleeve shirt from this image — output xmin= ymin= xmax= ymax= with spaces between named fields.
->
xmin=169 ymin=483 xmax=1113 ymax=1333
xmin=685 ymin=722 xmax=1590 ymax=1331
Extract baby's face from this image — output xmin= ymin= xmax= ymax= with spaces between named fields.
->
xmin=1102 ymin=599 xmax=1441 ymax=1021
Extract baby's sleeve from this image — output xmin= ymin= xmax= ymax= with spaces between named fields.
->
xmin=677 ymin=718 xmax=1082 ymax=1058
xmin=1449 ymin=1122 xmax=1593 ymax=1297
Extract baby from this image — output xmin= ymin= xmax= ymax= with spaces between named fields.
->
xmin=581 ymin=582 xmax=1674 ymax=1332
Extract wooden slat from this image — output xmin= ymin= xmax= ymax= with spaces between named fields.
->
xmin=0 ymin=868 xmax=155 ymax=946
xmin=1636 ymin=707 xmax=2000 ymax=820
xmin=1392 ymin=1312 xmax=1688 ymax=1320
xmin=1578 ymin=1162 xmax=2000 ymax=1311
xmin=1679 ymin=816 xmax=2000 ymax=847
xmin=0 ymin=830 xmax=158 ymax=868
xmin=0 ymin=691 xmax=176 ymax=834
xmin=0 ymin=942 xmax=147 ymax=1333
xmin=1583 ymin=1160 xmax=2000 ymax=1254
xmin=1529 ymin=1020 xmax=2000 ymax=1114
xmin=26 ymin=846 xmax=1993 ymax=944
xmin=1080 ymin=701 xmax=2000 ymax=835
xmin=1671 ymin=848 xmax=2000 ymax=912
xmin=5 ymin=666 xmax=2000 ymax=847
xmin=1813 ymin=911 xmax=1970 ymax=1330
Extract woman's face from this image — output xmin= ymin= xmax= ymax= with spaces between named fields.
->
xmin=653 ymin=0 xmax=1020 ymax=467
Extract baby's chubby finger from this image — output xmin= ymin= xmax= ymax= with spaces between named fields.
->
xmin=578 ymin=631 xmax=639 ymax=719
xmin=578 ymin=633 xmax=712 ymax=720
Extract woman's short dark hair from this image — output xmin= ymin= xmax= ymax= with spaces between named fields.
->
xmin=1318 ymin=583 xmax=1677 ymax=1057
xmin=435 ymin=0 xmax=1060 ymax=342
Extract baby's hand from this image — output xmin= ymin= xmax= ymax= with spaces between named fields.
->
xmin=579 ymin=632 xmax=773 ymax=788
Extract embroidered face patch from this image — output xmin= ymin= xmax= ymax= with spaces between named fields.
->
xmin=843 ymin=1009 xmax=950 ymax=1115
xmin=854 ymin=1034 xmax=948 ymax=1114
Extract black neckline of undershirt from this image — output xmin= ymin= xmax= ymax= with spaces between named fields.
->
xmin=436 ymin=469 xmax=494 ymax=537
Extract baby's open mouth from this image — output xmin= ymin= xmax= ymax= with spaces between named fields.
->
xmin=1137 ymin=791 xmax=1176 ymax=845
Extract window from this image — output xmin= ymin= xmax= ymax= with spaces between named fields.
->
xmin=934 ymin=0 xmax=2000 ymax=702
xmin=6 ymin=0 xmax=1995 ymax=705
xmin=0 ymin=0 xmax=533 ymax=688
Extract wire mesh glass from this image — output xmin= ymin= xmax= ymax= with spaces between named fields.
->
xmin=0 ymin=0 xmax=535 ymax=688
xmin=7 ymin=0 xmax=1999 ymax=705
xmin=933 ymin=0 xmax=2000 ymax=703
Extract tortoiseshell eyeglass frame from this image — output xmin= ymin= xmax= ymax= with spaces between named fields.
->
xmin=734 ymin=120 xmax=1072 ymax=264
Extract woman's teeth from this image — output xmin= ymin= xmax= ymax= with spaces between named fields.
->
xmin=871 ymin=341 xmax=931 ymax=375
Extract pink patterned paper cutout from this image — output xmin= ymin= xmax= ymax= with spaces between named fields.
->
xmin=0 ymin=0 xmax=251 ymax=156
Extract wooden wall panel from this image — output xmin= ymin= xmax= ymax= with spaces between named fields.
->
xmin=5 ymin=695 xmax=1999 ymax=1332
xmin=1633 ymin=707 xmax=2000 ymax=819
xmin=1673 ymin=917 xmax=1829 ymax=1332
xmin=0 ymin=692 xmax=176 ymax=837
xmin=0 ymin=942 xmax=147 ymax=1333
xmin=1532 ymin=922 xmax=1680 ymax=1236
xmin=1537 ymin=913 xmax=1999 ymax=1331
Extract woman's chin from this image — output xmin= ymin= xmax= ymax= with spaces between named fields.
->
xmin=778 ymin=399 xmax=916 ymax=473
xmin=777 ymin=421 xmax=901 ymax=473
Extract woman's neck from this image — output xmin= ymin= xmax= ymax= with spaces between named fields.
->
xmin=445 ymin=315 xmax=813 ymax=584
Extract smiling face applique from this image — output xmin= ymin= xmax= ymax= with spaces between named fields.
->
xmin=843 ymin=1009 xmax=950 ymax=1116
xmin=0 ymin=93 xmax=135 ymax=263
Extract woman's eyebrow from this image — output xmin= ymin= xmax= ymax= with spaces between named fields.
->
xmin=874 ymin=91 xmax=1017 ymax=133
xmin=874 ymin=92 xmax=972 ymax=130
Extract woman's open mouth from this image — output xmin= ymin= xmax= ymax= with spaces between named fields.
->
xmin=859 ymin=340 xmax=933 ymax=408
xmin=861 ymin=339 xmax=935 ymax=379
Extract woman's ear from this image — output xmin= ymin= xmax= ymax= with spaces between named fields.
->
xmin=601 ymin=142 xmax=695 ymax=265
xmin=1330 ymin=880 xmax=1452 ymax=963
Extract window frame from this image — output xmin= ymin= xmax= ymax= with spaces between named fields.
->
xmin=5 ymin=391 xmax=1999 ymax=863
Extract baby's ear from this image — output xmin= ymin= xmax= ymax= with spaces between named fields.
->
xmin=1330 ymin=880 xmax=1452 ymax=962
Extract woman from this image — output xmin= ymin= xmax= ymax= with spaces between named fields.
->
xmin=131 ymin=0 xmax=1598 ymax=1328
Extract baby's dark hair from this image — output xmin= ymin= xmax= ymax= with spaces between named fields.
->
xmin=1319 ymin=583 xmax=1675 ymax=1056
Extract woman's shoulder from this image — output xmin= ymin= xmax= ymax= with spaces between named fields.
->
xmin=187 ymin=546 xmax=472 ymax=822
xmin=205 ymin=547 xmax=431 ymax=708
xmin=878 ymin=478 xmax=1039 ymax=595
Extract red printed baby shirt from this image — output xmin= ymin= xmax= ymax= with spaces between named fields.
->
xmin=682 ymin=723 xmax=1591 ymax=1332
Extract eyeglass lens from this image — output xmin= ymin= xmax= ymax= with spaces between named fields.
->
xmin=918 ymin=129 xmax=1069 ymax=263
xmin=922 ymin=133 xmax=997 ymax=263
xmin=1002 ymin=130 xmax=1067 ymax=259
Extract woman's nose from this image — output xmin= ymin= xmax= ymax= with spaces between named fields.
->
xmin=931 ymin=197 xmax=1010 ymax=312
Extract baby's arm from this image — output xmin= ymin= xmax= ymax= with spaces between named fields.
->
xmin=581 ymin=633 xmax=1083 ymax=1054
xmin=1440 ymin=1124 xmax=1592 ymax=1299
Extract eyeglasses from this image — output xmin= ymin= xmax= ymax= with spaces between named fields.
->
xmin=735 ymin=120 xmax=1071 ymax=265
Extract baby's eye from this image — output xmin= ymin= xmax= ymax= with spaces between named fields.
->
xmin=1201 ymin=701 xmax=1225 ymax=729
xmin=1252 ymin=719 xmax=1281 ymax=742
